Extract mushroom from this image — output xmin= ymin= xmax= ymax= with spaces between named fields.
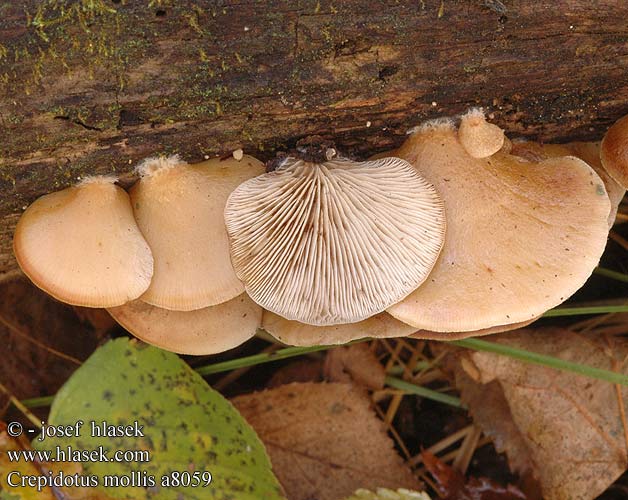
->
xmin=224 ymin=138 xmax=446 ymax=326
xmin=386 ymin=115 xmax=611 ymax=332
xmin=107 ymin=293 xmax=262 ymax=355
xmin=458 ymin=108 xmax=505 ymax=158
xmin=130 ymin=155 xmax=265 ymax=311
xmin=13 ymin=176 xmax=153 ymax=307
xmin=601 ymin=113 xmax=628 ymax=188
xmin=262 ymin=311 xmax=417 ymax=346
xmin=510 ymin=140 xmax=625 ymax=227
xmin=410 ymin=316 xmax=541 ymax=341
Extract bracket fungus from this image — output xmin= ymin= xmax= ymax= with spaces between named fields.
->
xmin=262 ymin=311 xmax=417 ymax=347
xmin=601 ymin=113 xmax=628 ymax=189
xmin=130 ymin=155 xmax=265 ymax=311
xmin=107 ymin=294 xmax=262 ymax=355
xmin=13 ymin=177 xmax=153 ymax=308
xmin=386 ymin=114 xmax=611 ymax=333
xmin=510 ymin=140 xmax=625 ymax=227
xmin=224 ymin=139 xmax=446 ymax=326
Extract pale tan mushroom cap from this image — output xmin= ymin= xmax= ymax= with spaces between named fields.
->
xmin=387 ymin=121 xmax=610 ymax=332
xmin=458 ymin=108 xmax=505 ymax=159
xmin=262 ymin=310 xmax=417 ymax=346
xmin=410 ymin=315 xmax=540 ymax=341
xmin=13 ymin=178 xmax=153 ymax=307
xmin=131 ymin=155 xmax=264 ymax=311
xmin=108 ymin=293 xmax=261 ymax=355
xmin=225 ymin=157 xmax=446 ymax=326
xmin=511 ymin=140 xmax=625 ymax=227
xmin=601 ymin=114 xmax=628 ymax=189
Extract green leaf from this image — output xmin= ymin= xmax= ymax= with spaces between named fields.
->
xmin=33 ymin=338 xmax=285 ymax=500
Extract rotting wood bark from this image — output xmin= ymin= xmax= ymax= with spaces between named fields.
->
xmin=2 ymin=0 xmax=628 ymax=279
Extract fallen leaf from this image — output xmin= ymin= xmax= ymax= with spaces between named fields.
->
xmin=421 ymin=450 xmax=525 ymax=500
xmin=33 ymin=338 xmax=285 ymax=500
xmin=232 ymin=382 xmax=421 ymax=500
xmin=0 ymin=278 xmax=99 ymax=413
xmin=450 ymin=327 xmax=628 ymax=500
xmin=72 ymin=307 xmax=117 ymax=340
xmin=450 ymin=364 xmax=531 ymax=475
xmin=324 ymin=344 xmax=386 ymax=390
xmin=267 ymin=359 xmax=324 ymax=388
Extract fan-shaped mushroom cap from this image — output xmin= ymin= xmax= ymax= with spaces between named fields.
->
xmin=130 ymin=155 xmax=264 ymax=311
xmin=458 ymin=108 xmax=505 ymax=158
xmin=410 ymin=316 xmax=540 ymax=341
xmin=13 ymin=177 xmax=153 ymax=308
xmin=107 ymin=293 xmax=261 ymax=355
xmin=225 ymin=156 xmax=446 ymax=326
xmin=601 ymin=114 xmax=628 ymax=188
xmin=386 ymin=119 xmax=610 ymax=332
xmin=262 ymin=310 xmax=417 ymax=346
xmin=510 ymin=140 xmax=625 ymax=227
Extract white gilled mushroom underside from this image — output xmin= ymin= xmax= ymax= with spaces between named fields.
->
xmin=224 ymin=145 xmax=446 ymax=326
xmin=11 ymin=110 xmax=620 ymax=351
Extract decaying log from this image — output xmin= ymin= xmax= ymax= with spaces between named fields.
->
xmin=1 ymin=0 xmax=628 ymax=279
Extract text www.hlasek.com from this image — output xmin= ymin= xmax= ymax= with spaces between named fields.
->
xmin=7 ymin=446 xmax=150 ymax=464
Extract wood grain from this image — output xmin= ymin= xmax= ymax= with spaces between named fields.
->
xmin=2 ymin=0 xmax=628 ymax=278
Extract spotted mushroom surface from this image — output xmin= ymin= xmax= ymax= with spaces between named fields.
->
xmin=225 ymin=157 xmax=446 ymax=326
xmin=387 ymin=120 xmax=611 ymax=333
xmin=510 ymin=140 xmax=625 ymax=227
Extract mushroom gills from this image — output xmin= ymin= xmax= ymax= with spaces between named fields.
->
xmin=225 ymin=155 xmax=446 ymax=326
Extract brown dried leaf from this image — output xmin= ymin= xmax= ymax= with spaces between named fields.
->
xmin=267 ymin=358 xmax=324 ymax=388
xmin=324 ymin=344 xmax=386 ymax=390
xmin=232 ymin=382 xmax=421 ymax=500
xmin=0 ymin=278 xmax=100 ymax=413
xmin=450 ymin=359 xmax=531 ymax=474
xmin=422 ymin=450 xmax=526 ymax=500
xmin=72 ymin=307 xmax=117 ymax=340
xmin=451 ymin=327 xmax=628 ymax=500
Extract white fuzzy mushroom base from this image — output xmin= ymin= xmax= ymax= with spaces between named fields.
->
xmin=225 ymin=157 xmax=445 ymax=326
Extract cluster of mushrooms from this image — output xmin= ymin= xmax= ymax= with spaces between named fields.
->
xmin=12 ymin=109 xmax=628 ymax=354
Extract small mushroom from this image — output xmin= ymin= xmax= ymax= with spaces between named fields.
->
xmin=511 ymin=140 xmax=625 ymax=227
xmin=600 ymin=113 xmax=628 ymax=188
xmin=13 ymin=176 xmax=153 ymax=307
xmin=224 ymin=139 xmax=446 ymax=326
xmin=386 ymin=116 xmax=610 ymax=333
xmin=458 ymin=108 xmax=505 ymax=158
xmin=107 ymin=293 xmax=262 ymax=355
xmin=130 ymin=155 xmax=265 ymax=311
xmin=262 ymin=310 xmax=417 ymax=346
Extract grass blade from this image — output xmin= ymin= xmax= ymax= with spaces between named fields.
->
xmin=385 ymin=376 xmax=463 ymax=408
xmin=450 ymin=338 xmax=628 ymax=386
